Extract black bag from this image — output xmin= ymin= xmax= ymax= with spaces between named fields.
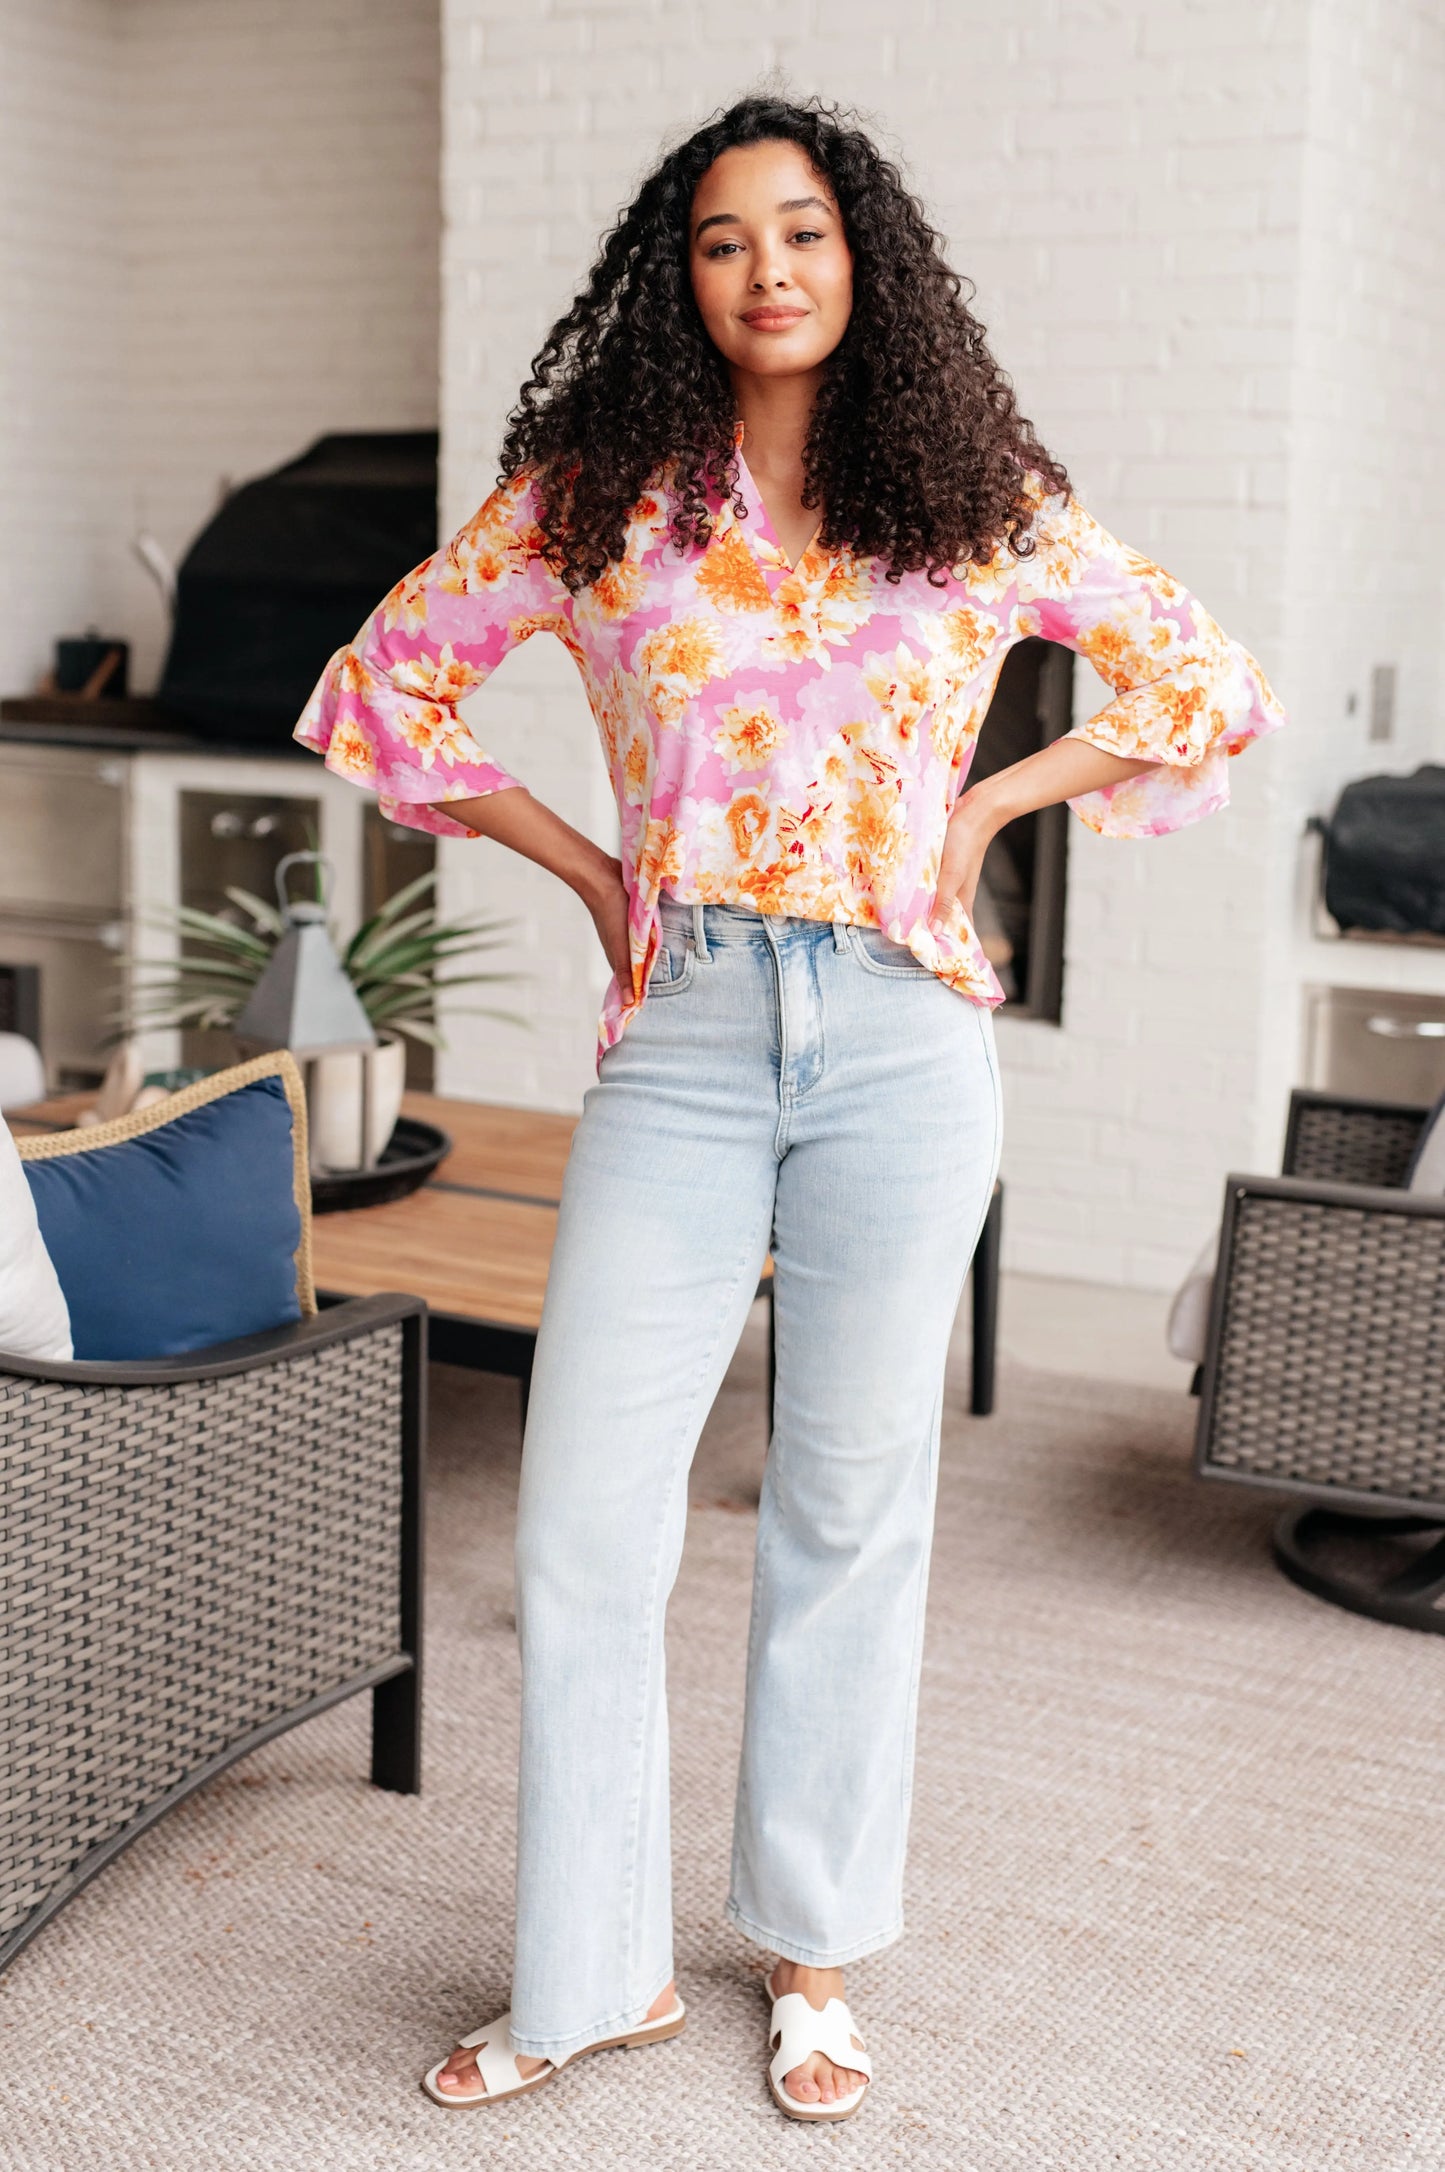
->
xmin=1321 ymin=765 xmax=1445 ymax=937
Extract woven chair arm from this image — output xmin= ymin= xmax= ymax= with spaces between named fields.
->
xmin=1196 ymin=1173 xmax=1445 ymax=1514
xmin=0 ymin=1290 xmax=425 ymax=1388
xmin=1230 ymin=1171 xmax=1445 ymax=1220
xmin=0 ymin=1292 xmax=425 ymax=1974
xmin=1282 ymin=1088 xmax=1429 ymax=1187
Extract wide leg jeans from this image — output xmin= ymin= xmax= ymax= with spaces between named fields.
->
xmin=508 ymin=895 xmax=1002 ymax=2062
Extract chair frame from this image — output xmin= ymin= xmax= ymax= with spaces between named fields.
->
xmin=0 ymin=1294 xmax=425 ymax=1975
xmin=1194 ymin=1089 xmax=1445 ymax=1631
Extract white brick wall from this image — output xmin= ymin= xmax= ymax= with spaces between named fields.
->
xmin=0 ymin=0 xmax=123 ymax=700
xmin=0 ymin=0 xmax=440 ymax=698
xmin=111 ymin=0 xmax=443 ymax=688
xmin=1256 ymin=0 xmax=1445 ymax=1154
xmin=435 ymin=0 xmax=1350 ymax=1285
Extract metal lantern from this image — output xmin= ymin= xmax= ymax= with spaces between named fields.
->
xmin=233 ymin=851 xmax=381 ymax=1175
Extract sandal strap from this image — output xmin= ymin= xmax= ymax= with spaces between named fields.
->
xmin=455 ymin=2012 xmax=547 ymax=2096
xmin=768 ymin=1991 xmax=872 ymax=2089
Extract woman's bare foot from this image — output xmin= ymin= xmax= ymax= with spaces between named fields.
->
xmin=769 ymin=1959 xmax=868 ymax=2105
xmin=433 ymin=1979 xmax=678 ymax=2098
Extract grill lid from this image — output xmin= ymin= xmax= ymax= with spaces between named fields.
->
xmin=158 ymin=431 xmax=438 ymax=748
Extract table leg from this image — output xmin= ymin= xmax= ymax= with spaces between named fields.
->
xmin=970 ymin=1182 xmax=1003 ymax=1418
xmin=371 ymin=1667 xmax=421 ymax=1794
xmin=766 ymin=1282 xmax=776 ymax=1438
xmin=371 ymin=1304 xmax=426 ymax=1792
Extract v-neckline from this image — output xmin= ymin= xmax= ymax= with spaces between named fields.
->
xmin=734 ymin=447 xmax=823 ymax=580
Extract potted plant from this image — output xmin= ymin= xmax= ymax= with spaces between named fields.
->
xmin=124 ymin=871 xmax=519 ymax=1166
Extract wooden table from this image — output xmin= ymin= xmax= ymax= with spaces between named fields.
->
xmin=308 ymin=1093 xmax=780 ymax=1417
xmin=312 ymin=1092 xmax=1000 ymax=1419
xmin=7 ymin=1088 xmax=1002 ymax=1416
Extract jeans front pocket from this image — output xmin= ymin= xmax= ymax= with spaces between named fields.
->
xmin=646 ymin=925 xmax=697 ymax=997
xmin=847 ymin=925 xmax=934 ymax=978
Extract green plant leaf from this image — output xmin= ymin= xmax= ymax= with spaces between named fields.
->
xmin=115 ymin=869 xmax=523 ymax=1048
xmin=342 ymin=870 xmax=439 ymax=965
xmin=128 ymin=962 xmax=260 ymax=993
xmin=222 ymin=885 xmax=285 ymax=937
xmin=364 ymin=972 xmax=515 ymax=1023
xmin=349 ymin=914 xmax=509 ymax=978
xmin=171 ymin=905 xmax=274 ymax=949
xmin=345 ymin=908 xmax=443 ymax=972
xmin=386 ymin=1017 xmax=445 ymax=1047
xmin=356 ymin=926 xmax=509 ymax=979
xmin=349 ymin=936 xmax=461 ymax=982
xmin=368 ymin=867 xmax=439 ymax=921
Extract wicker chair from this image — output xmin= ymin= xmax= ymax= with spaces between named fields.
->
xmin=0 ymin=1294 xmax=425 ymax=1974
xmin=1194 ymin=1089 xmax=1445 ymax=1632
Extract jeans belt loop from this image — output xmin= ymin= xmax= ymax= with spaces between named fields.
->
xmin=832 ymin=919 xmax=850 ymax=954
xmin=691 ymin=901 xmax=710 ymax=959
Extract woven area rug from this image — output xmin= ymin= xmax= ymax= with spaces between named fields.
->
xmin=2 ymin=1308 xmax=1441 ymax=2170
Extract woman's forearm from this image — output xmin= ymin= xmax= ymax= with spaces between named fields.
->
xmin=931 ymin=737 xmax=1156 ymax=926
xmin=960 ymin=736 xmax=1154 ymax=830
xmin=445 ymin=786 xmax=616 ymax=909
xmin=446 ymin=786 xmax=634 ymax=984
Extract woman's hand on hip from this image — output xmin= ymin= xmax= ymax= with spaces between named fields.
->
xmin=577 ymin=851 xmax=633 ymax=986
xmin=931 ymin=737 xmax=1157 ymax=934
xmin=930 ymin=788 xmax=999 ymax=933
xmin=442 ymin=786 xmax=634 ymax=987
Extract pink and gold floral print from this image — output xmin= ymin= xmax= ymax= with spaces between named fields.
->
xmin=296 ymin=443 xmax=1283 ymax=1062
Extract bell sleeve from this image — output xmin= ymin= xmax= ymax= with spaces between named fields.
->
xmin=293 ymin=472 xmax=573 ymax=838
xmin=1013 ymin=491 xmax=1285 ymax=836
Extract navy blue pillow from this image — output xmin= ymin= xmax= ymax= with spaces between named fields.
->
xmin=20 ymin=1062 xmax=312 ymax=1361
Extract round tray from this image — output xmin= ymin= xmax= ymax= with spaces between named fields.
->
xmin=311 ymin=1116 xmax=452 ymax=1214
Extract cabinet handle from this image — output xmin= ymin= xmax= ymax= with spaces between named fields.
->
xmin=1365 ymin=1015 xmax=1445 ymax=1040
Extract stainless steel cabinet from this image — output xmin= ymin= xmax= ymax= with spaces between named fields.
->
xmin=0 ymin=739 xmax=375 ymax=1092
xmin=0 ymin=746 xmax=127 ymax=1086
xmin=1306 ymin=984 xmax=1445 ymax=1107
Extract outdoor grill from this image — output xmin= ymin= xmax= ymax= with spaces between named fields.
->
xmin=157 ymin=430 xmax=439 ymax=749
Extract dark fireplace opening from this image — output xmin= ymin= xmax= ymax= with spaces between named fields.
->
xmin=970 ymin=637 xmax=1073 ymax=1022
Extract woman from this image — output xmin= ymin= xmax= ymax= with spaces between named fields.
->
xmin=296 ymin=95 xmax=1282 ymax=2122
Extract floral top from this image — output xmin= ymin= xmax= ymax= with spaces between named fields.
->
xmin=295 ymin=430 xmax=1283 ymax=1061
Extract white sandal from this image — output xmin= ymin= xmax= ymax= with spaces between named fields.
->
xmin=420 ymin=1993 xmax=686 ymax=2109
xmin=763 ymin=1969 xmax=872 ymax=2123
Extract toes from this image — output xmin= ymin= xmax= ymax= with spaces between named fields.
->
xmin=438 ymin=2052 xmax=483 ymax=2095
xmin=782 ymin=2055 xmax=872 ymax=2108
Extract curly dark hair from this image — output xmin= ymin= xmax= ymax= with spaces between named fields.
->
xmin=498 ymin=93 xmax=1069 ymax=591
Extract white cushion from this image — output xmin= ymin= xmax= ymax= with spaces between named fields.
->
xmin=1405 ymin=1092 xmax=1445 ymax=1195
xmin=0 ymin=1118 xmax=72 ymax=1360
xmin=0 ymin=1032 xmax=45 ymax=1111
xmin=1167 ymin=1231 xmax=1219 ymax=1365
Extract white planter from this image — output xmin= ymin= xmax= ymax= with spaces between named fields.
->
xmin=307 ymin=1032 xmax=407 ymax=1173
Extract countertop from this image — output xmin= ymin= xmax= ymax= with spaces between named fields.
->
xmin=0 ymin=696 xmax=311 ymax=758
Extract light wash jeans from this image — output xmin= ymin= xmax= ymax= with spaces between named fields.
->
xmin=508 ymin=895 xmax=1002 ymax=2062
